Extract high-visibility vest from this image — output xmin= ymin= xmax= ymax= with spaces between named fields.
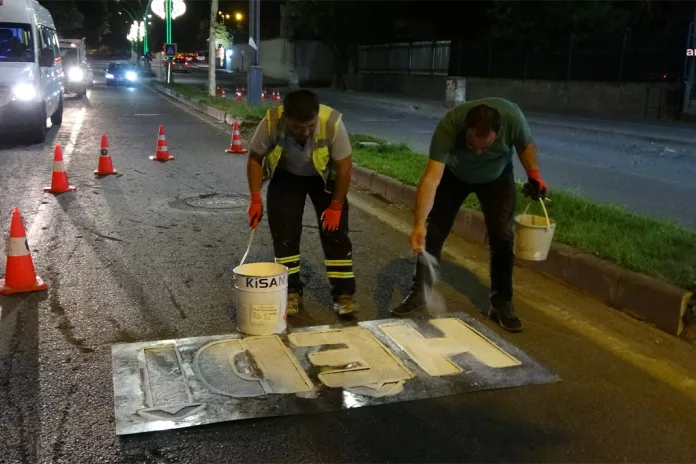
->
xmin=262 ymin=104 xmax=343 ymax=191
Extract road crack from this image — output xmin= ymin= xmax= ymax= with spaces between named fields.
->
xmin=50 ymin=382 xmax=77 ymax=464
xmin=48 ymin=269 xmax=94 ymax=354
xmin=88 ymin=230 xmax=126 ymax=242
xmin=165 ymin=285 xmax=188 ymax=320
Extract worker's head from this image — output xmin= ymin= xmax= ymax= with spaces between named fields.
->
xmin=464 ymin=104 xmax=501 ymax=154
xmin=283 ymin=89 xmax=319 ymax=142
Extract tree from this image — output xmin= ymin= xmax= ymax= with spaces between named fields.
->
xmin=213 ymin=21 xmax=233 ymax=49
xmin=96 ymin=0 xmax=111 ymax=50
xmin=44 ymin=1 xmax=84 ymax=37
xmin=208 ymin=0 xmax=218 ymax=97
xmin=284 ymin=0 xmax=373 ymax=90
xmin=486 ymin=0 xmax=632 ymax=48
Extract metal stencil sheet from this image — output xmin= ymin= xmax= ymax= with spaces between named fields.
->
xmin=112 ymin=312 xmax=560 ymax=435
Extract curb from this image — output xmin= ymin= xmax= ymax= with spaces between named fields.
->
xmin=154 ymin=84 xmax=232 ymax=124
xmin=351 ymin=163 xmax=694 ymax=339
xmin=150 ymin=82 xmax=694 ymax=339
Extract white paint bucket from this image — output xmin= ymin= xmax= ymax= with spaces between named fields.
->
xmin=513 ymin=199 xmax=556 ymax=261
xmin=233 ymin=262 xmax=289 ymax=336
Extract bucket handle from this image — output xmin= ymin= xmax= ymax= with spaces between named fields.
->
xmin=522 ymin=198 xmax=551 ymax=231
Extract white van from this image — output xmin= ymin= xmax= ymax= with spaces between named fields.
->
xmin=0 ymin=0 xmax=64 ymax=143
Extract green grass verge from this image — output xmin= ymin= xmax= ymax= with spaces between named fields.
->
xmin=162 ymin=83 xmax=272 ymax=120
xmin=350 ymin=134 xmax=696 ymax=315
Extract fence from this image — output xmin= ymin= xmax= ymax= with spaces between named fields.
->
xmin=358 ymin=32 xmax=687 ymax=83
xmin=358 ymin=41 xmax=451 ymax=75
xmin=452 ymin=32 xmax=686 ymax=83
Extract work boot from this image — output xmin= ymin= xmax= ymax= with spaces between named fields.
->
xmin=333 ymin=295 xmax=356 ymax=316
xmin=391 ymin=290 xmax=427 ymax=317
xmin=488 ymin=301 xmax=522 ymax=333
xmin=287 ymin=292 xmax=302 ymax=317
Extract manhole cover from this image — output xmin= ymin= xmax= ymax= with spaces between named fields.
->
xmin=183 ymin=193 xmax=246 ymax=209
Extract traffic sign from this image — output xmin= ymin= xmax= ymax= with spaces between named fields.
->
xmin=240 ymin=49 xmax=246 ymax=58
xmin=164 ymin=43 xmax=177 ymax=57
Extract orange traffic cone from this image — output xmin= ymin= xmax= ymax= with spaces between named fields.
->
xmin=150 ymin=125 xmax=175 ymax=162
xmin=43 ymin=145 xmax=76 ymax=194
xmin=236 ymin=92 xmax=243 ymax=101
xmin=261 ymin=90 xmax=267 ymax=101
xmin=273 ymin=89 xmax=281 ymax=102
xmin=94 ymin=134 xmax=118 ymax=175
xmin=0 ymin=208 xmax=47 ymax=295
xmin=225 ymin=121 xmax=248 ymax=154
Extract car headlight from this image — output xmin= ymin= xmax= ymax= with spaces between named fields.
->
xmin=105 ymin=73 xmax=114 ymax=79
xmin=12 ymin=83 xmax=37 ymax=101
xmin=126 ymin=71 xmax=137 ymax=81
xmin=68 ymin=68 xmax=84 ymax=82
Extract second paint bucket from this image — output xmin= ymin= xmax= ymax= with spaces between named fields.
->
xmin=233 ymin=262 xmax=289 ymax=335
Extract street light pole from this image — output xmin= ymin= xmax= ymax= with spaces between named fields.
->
xmin=166 ymin=0 xmax=172 ymax=44
xmin=247 ymin=0 xmax=263 ymax=105
xmin=143 ymin=0 xmax=154 ymax=54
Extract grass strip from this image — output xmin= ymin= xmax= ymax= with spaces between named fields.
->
xmin=349 ymin=134 xmax=696 ymax=313
xmin=162 ymin=83 xmax=271 ymax=120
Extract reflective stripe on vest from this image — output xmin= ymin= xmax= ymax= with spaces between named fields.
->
xmin=262 ymin=104 xmax=342 ymax=187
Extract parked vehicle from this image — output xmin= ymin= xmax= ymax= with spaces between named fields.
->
xmin=59 ymin=37 xmax=93 ymax=98
xmin=0 ymin=0 xmax=64 ymax=143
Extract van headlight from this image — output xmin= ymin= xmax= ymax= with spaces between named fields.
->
xmin=105 ymin=73 xmax=114 ymax=79
xmin=126 ymin=71 xmax=137 ymax=81
xmin=12 ymin=83 xmax=37 ymax=101
xmin=68 ymin=68 xmax=84 ymax=82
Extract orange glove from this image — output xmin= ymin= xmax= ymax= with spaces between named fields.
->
xmin=248 ymin=192 xmax=263 ymax=230
xmin=321 ymin=200 xmax=343 ymax=232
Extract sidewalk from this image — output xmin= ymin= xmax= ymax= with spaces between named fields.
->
xmin=310 ymin=88 xmax=696 ymax=146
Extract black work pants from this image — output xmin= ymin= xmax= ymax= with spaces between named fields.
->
xmin=267 ymin=168 xmax=356 ymax=300
xmin=414 ymin=164 xmax=516 ymax=307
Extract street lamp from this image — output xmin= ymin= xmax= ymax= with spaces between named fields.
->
xmin=151 ymin=0 xmax=186 ymax=44
xmin=235 ymin=12 xmax=243 ymax=21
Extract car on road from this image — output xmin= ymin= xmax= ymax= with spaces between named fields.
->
xmin=0 ymin=0 xmax=64 ymax=143
xmin=105 ymin=62 xmax=138 ymax=87
xmin=59 ymin=37 xmax=93 ymax=98
xmin=171 ymin=56 xmax=189 ymax=73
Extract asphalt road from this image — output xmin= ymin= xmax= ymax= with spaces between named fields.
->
xmin=1 ymin=71 xmax=696 ymax=463
xmin=172 ymin=66 xmax=696 ymax=228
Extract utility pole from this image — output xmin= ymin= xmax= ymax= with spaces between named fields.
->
xmin=247 ymin=0 xmax=263 ymax=105
xmin=208 ymin=0 xmax=218 ymax=96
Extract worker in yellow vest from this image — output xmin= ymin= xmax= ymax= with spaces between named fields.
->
xmin=246 ymin=89 xmax=356 ymax=317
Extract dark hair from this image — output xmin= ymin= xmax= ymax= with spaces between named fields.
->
xmin=283 ymin=89 xmax=320 ymax=122
xmin=464 ymin=104 xmax=501 ymax=136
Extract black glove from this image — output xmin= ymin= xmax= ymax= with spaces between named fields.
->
xmin=522 ymin=170 xmax=548 ymax=200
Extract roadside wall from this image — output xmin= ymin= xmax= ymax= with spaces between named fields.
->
xmin=229 ymin=39 xmax=334 ymax=86
xmin=347 ymin=73 xmax=680 ymax=118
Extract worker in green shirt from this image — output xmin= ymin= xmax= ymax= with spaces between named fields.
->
xmin=391 ymin=97 xmax=549 ymax=333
